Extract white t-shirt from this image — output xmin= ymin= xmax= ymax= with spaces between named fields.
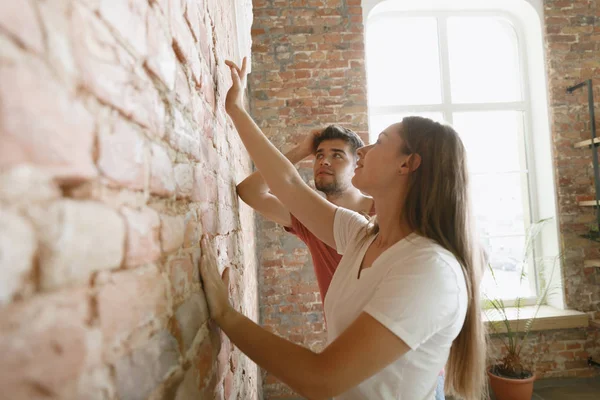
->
xmin=325 ymin=207 xmax=468 ymax=400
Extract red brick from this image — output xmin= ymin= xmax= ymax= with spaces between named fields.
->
xmin=150 ymin=143 xmax=176 ymax=196
xmin=223 ymin=370 xmax=234 ymax=399
xmin=0 ymin=45 xmax=96 ymax=184
xmin=175 ymin=64 xmax=193 ymax=108
xmin=97 ymin=0 xmax=149 ymax=56
xmin=574 ymin=350 xmax=590 ymax=359
xmin=168 ymin=254 xmax=197 ymax=298
xmin=160 ymin=214 xmax=185 ymax=254
xmin=0 ymin=288 xmax=99 ymax=399
xmin=2 ymin=0 xmax=257 ymax=397
xmin=97 ymin=117 xmax=148 ymax=190
xmin=550 ymin=342 xmax=566 ymax=351
xmin=71 ymin=4 xmax=165 ymax=137
xmin=97 ymin=264 xmax=168 ymax=352
xmin=171 ymin=0 xmax=202 ymax=85
xmin=0 ymin=1 xmax=44 ymax=53
xmin=0 ymin=166 xmax=61 ymax=208
xmin=196 ymin=338 xmax=215 ymax=385
xmin=121 ymin=206 xmax=161 ymax=267
xmin=115 ymin=329 xmax=180 ymax=400
xmin=192 ymin=166 xmax=218 ymax=203
xmin=30 ymin=200 xmax=125 ymax=290
xmin=174 ymin=293 xmax=210 ymax=351
xmin=547 ymin=34 xmax=578 ymax=43
xmin=1 ymin=225 xmax=32 ymax=286
xmin=36 ymin=0 xmax=79 ymax=84
xmin=0 ymin=209 xmax=36 ymax=305
xmin=184 ymin=0 xmax=201 ymax=42
xmin=169 ymin=107 xmax=202 ymax=160
xmin=173 ymin=364 xmax=202 ymax=398
xmin=183 ymin=210 xmax=202 ymax=248
xmin=558 ymin=351 xmax=575 ymax=360
xmin=200 ymin=70 xmax=217 ymax=111
xmin=146 ymin=4 xmax=176 ymax=90
xmin=174 ymin=163 xmax=194 ymax=198
xmin=564 ymin=360 xmax=589 ymax=369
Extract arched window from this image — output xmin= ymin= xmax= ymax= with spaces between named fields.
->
xmin=364 ymin=0 xmax=563 ymax=307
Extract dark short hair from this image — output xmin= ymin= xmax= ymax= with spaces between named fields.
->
xmin=313 ymin=125 xmax=364 ymax=156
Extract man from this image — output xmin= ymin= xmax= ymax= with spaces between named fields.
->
xmin=236 ymin=125 xmax=373 ymax=303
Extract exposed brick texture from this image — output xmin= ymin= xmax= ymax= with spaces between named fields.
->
xmin=249 ymin=0 xmax=369 ymax=398
xmin=542 ymin=0 xmax=600 ymax=377
xmin=0 ymin=1 xmax=258 ymax=399
xmin=545 ymin=0 xmax=600 ymax=315
xmin=3 ymin=0 xmax=600 ymax=398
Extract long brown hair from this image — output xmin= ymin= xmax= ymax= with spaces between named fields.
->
xmin=366 ymin=116 xmax=487 ymax=399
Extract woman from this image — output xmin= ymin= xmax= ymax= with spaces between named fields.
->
xmin=199 ymin=58 xmax=487 ymax=399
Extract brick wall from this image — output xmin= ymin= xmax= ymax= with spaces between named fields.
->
xmin=0 ymin=1 xmax=258 ymax=399
xmin=545 ymin=0 xmax=600 ymax=315
xmin=248 ymin=0 xmax=368 ymax=398
xmin=516 ymin=0 xmax=600 ymax=379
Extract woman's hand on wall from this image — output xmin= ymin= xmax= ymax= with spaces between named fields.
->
xmin=199 ymin=236 xmax=233 ymax=324
xmin=224 ymin=57 xmax=248 ymax=114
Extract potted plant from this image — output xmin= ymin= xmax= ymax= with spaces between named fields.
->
xmin=483 ymin=219 xmax=558 ymax=400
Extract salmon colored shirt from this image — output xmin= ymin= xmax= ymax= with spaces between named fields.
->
xmin=284 ymin=206 xmax=375 ymax=303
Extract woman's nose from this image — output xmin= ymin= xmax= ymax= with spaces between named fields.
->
xmin=357 ymin=144 xmax=372 ymax=157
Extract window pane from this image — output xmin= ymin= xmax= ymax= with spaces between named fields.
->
xmin=447 ymin=17 xmax=522 ymax=103
xmin=454 ymin=110 xmax=533 ymax=298
xmin=452 ymin=111 xmax=525 ymax=174
xmin=366 ymin=17 xmax=441 ymax=107
xmin=471 ymin=173 xmax=527 ymax=237
xmin=369 ymin=112 xmax=444 ymax=141
xmin=482 ymin=236 xmax=534 ymax=300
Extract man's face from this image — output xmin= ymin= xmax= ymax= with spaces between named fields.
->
xmin=313 ymin=139 xmax=356 ymax=195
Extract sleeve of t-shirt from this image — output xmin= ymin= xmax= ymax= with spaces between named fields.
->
xmin=363 ymin=254 xmax=463 ymax=351
xmin=333 ymin=207 xmax=369 ymax=255
xmin=283 ymin=214 xmax=310 ymax=241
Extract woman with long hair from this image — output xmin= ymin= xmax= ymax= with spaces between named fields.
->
xmin=199 ymin=58 xmax=487 ymax=399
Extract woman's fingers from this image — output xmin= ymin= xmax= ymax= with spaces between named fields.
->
xmin=241 ymin=56 xmax=248 ymax=76
xmin=222 ymin=267 xmax=230 ymax=288
xmin=200 ymin=238 xmax=217 ymax=278
xmin=225 ymin=60 xmax=242 ymax=76
xmin=227 ymin=65 xmax=240 ymax=86
xmin=224 ymin=60 xmax=239 ymax=70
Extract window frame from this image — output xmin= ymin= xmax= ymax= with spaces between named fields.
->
xmin=364 ymin=6 xmax=557 ymax=307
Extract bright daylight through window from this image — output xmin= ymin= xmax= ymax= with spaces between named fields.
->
xmin=366 ymin=10 xmax=545 ymax=302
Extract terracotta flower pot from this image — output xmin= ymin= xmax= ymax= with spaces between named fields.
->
xmin=487 ymin=368 xmax=535 ymax=400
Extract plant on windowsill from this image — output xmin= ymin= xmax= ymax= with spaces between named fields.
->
xmin=483 ymin=218 xmax=559 ymax=400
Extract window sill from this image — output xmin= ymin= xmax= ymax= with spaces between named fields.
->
xmin=484 ymin=305 xmax=589 ymax=333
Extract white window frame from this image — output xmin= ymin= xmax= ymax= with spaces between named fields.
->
xmin=363 ymin=0 xmax=564 ymax=309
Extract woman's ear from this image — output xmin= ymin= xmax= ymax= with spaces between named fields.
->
xmin=408 ymin=153 xmax=422 ymax=172
xmin=398 ymin=153 xmax=422 ymax=175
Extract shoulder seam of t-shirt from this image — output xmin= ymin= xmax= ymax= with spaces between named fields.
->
xmin=284 ymin=213 xmax=307 ymax=236
xmin=363 ymin=306 xmax=421 ymax=351
xmin=333 ymin=207 xmax=369 ymax=254
xmin=431 ymin=253 xmax=465 ymax=327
